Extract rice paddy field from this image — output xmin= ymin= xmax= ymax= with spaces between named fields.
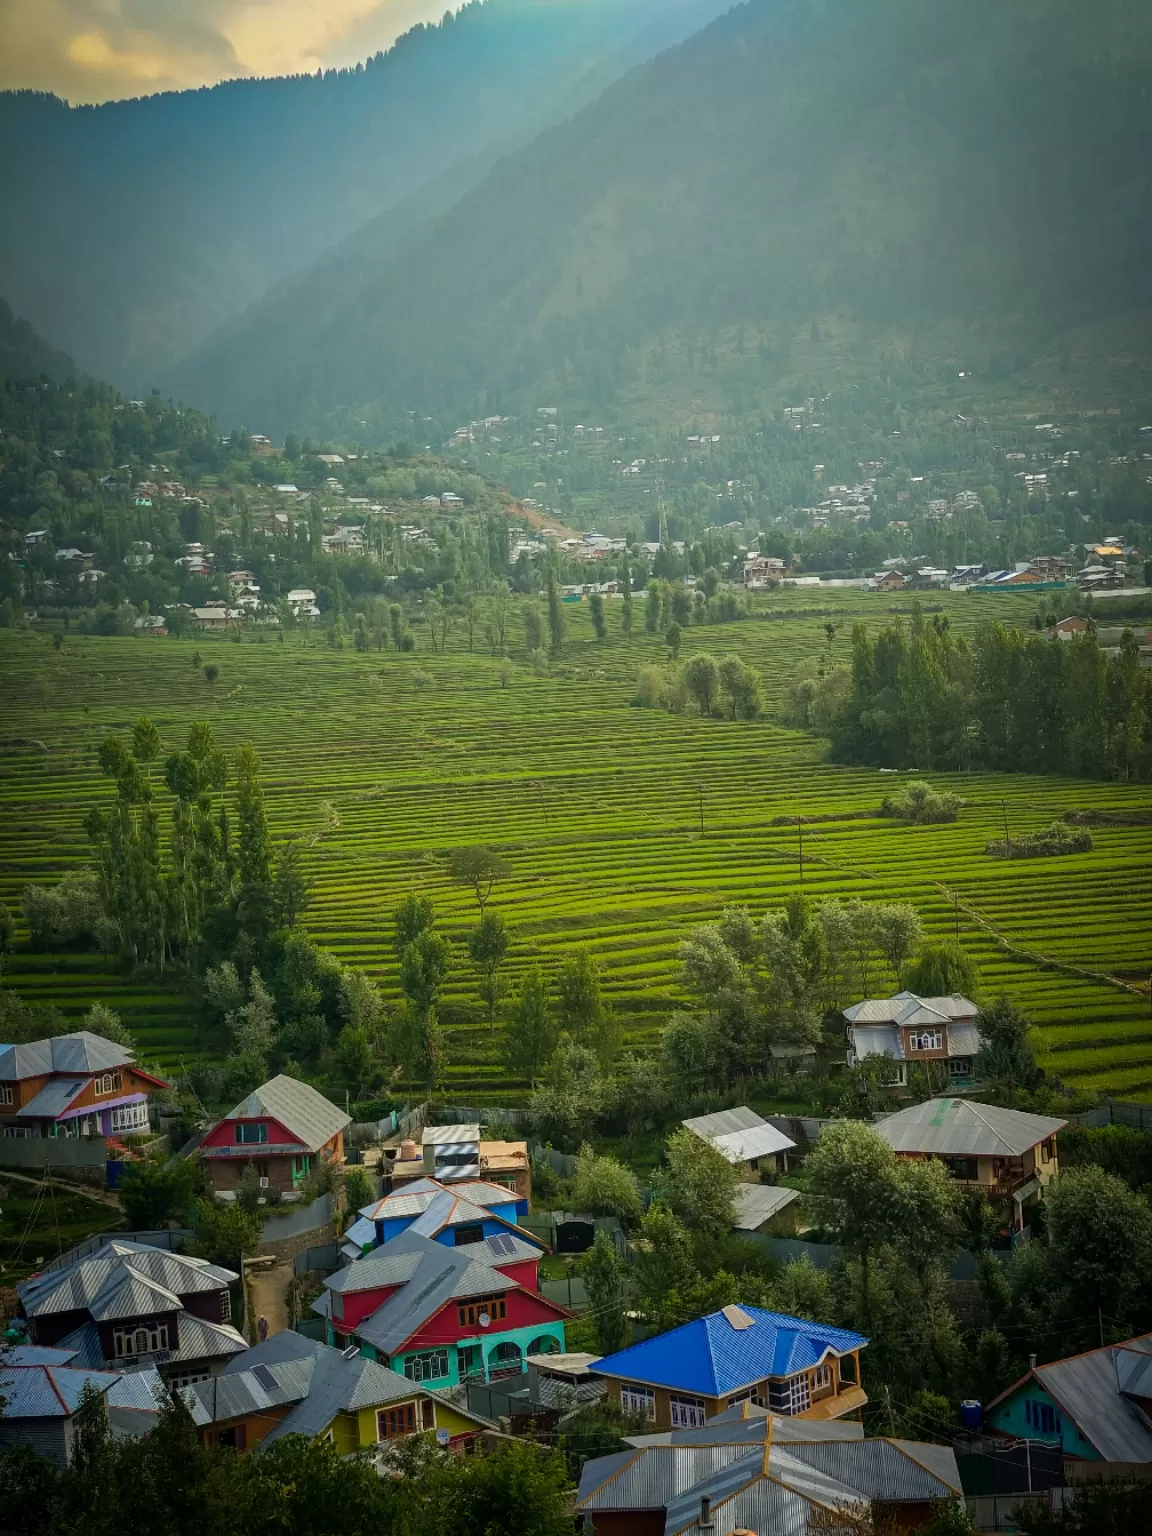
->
xmin=3 ymin=584 xmax=1152 ymax=1097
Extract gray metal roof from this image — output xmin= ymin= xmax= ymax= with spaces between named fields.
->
xmin=0 ymin=1031 xmax=135 ymax=1082
xmin=16 ymin=1077 xmax=89 ymax=1119
xmin=577 ymin=1445 xmax=753 ymax=1509
xmin=628 ymin=1409 xmax=865 ymax=1450
xmin=221 ymin=1074 xmax=350 ymax=1152
xmin=219 ymin=1330 xmax=328 ymax=1374
xmin=106 ymin=1367 xmax=167 ymax=1412
xmin=731 ymin=1183 xmax=800 ymax=1231
xmin=89 ymin=1270 xmax=182 ymax=1322
xmin=788 ymin=1437 xmax=961 ymax=1498
xmin=336 ymin=1229 xmax=539 ymax=1358
xmin=1032 ymin=1336 xmax=1152 ymax=1461
xmin=19 ymin=1241 xmax=236 ymax=1319
xmin=325 ymin=1249 xmax=423 ymax=1296
xmin=681 ymin=1107 xmax=795 ymax=1164
xmin=843 ymin=993 xmax=977 ymax=1027
xmin=0 ymin=1364 xmax=118 ymax=1418
xmin=5 ymin=1345 xmax=78 ymax=1366
xmin=423 ymin=1124 xmax=480 ymax=1145
xmin=873 ymin=1098 xmax=1066 ymax=1157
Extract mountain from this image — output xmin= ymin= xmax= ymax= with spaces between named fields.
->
xmin=168 ymin=0 xmax=1152 ymax=441
xmin=0 ymin=0 xmax=732 ymax=390
xmin=0 ymin=297 xmax=76 ymax=381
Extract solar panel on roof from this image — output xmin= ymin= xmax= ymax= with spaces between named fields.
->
xmin=487 ymin=1234 xmax=515 ymax=1256
xmin=251 ymin=1364 xmax=277 ymax=1391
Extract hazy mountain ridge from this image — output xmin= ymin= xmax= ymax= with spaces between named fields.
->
xmin=0 ymin=297 xmax=76 ymax=381
xmin=0 ymin=0 xmax=733 ymax=389
xmin=167 ymin=0 xmax=1152 ymax=440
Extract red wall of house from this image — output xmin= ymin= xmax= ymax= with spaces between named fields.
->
xmin=402 ymin=1287 xmax=568 ymax=1353
xmin=336 ymin=1283 xmax=403 ymax=1330
xmin=201 ymin=1114 xmax=298 ymax=1150
xmin=491 ymin=1259 xmax=541 ymax=1290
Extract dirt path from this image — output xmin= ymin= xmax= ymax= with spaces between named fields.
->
xmin=246 ymin=1258 xmax=292 ymax=1342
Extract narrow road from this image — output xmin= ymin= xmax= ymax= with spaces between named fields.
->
xmin=246 ymin=1258 xmax=292 ymax=1342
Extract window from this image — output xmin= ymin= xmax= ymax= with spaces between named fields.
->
xmin=948 ymin=1057 xmax=971 ymax=1079
xmin=293 ymin=1154 xmax=309 ymax=1177
xmin=113 ymin=1321 xmax=169 ymax=1357
xmin=220 ymin=1289 xmax=232 ymax=1322
xmin=454 ymin=1224 xmax=484 ymax=1246
xmin=788 ymin=1375 xmax=811 ymax=1414
xmin=458 ymin=1294 xmax=507 ymax=1329
xmin=620 ymin=1385 xmax=656 ymax=1420
xmin=459 ymin=1344 xmax=483 ymax=1379
xmin=1040 ymin=1139 xmax=1054 ymax=1164
xmin=839 ymin=1356 xmax=857 ymax=1385
xmin=217 ymin=1425 xmax=246 ymax=1450
xmin=421 ymin=1399 xmax=435 ymax=1430
xmin=1025 ymin=1399 xmax=1061 ymax=1437
xmin=93 ymin=1071 xmax=123 ymax=1096
xmin=404 ymin=1350 xmax=450 ymax=1384
xmin=813 ymin=1363 xmax=833 ymax=1390
xmin=670 ymin=1395 xmax=707 ymax=1428
xmin=234 ymin=1122 xmax=268 ymax=1144
xmin=944 ymin=1156 xmax=979 ymax=1182
xmin=167 ymin=1367 xmax=210 ymax=1388
xmin=908 ymin=1031 xmax=942 ymax=1053
xmin=377 ymin=1403 xmax=417 ymax=1440
xmin=0 ymin=1084 xmax=13 ymax=1106
xmin=111 ymin=1102 xmax=149 ymax=1132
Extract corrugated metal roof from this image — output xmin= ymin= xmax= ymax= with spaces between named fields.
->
xmin=0 ymin=1365 xmax=118 ymax=1418
xmin=19 ymin=1241 xmax=236 ymax=1317
xmin=594 ymin=1307 xmax=867 ymax=1398
xmin=220 ymin=1331 xmax=328 ymax=1374
xmin=325 ymin=1249 xmax=423 ymax=1295
xmin=167 ymin=1313 xmax=248 ymax=1365
xmin=843 ymin=993 xmax=977 ymax=1027
xmin=672 ymin=1478 xmax=813 ymax=1536
xmin=89 ymin=1268 xmax=182 ymax=1322
xmin=16 ymin=1077 xmax=88 ymax=1119
xmin=873 ymin=1099 xmax=1066 ymax=1157
xmin=423 ymin=1125 xmax=480 ymax=1145
xmin=1033 ymin=1336 xmax=1152 ymax=1461
xmin=1116 ymin=1344 xmax=1152 ymax=1401
xmin=0 ymin=1031 xmax=135 ymax=1082
xmin=343 ymin=1216 xmax=376 ymax=1249
xmin=106 ymin=1367 xmax=166 ymax=1412
xmin=221 ymin=1074 xmax=350 ymax=1152
xmin=732 ymin=1183 xmax=799 ymax=1231
xmin=682 ymin=1107 xmax=795 ymax=1164
xmin=628 ymin=1411 xmax=865 ymax=1451
xmin=577 ymin=1445 xmax=754 ymax=1509
xmin=5 ymin=1345 xmax=78 ymax=1366
xmin=788 ymin=1437 xmax=961 ymax=1498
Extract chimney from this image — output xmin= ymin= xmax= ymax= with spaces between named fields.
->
xmin=1029 ymin=1354 xmax=1037 ymax=1371
xmin=699 ymin=1495 xmax=714 ymax=1529
xmin=422 ymin=1140 xmax=437 ymax=1176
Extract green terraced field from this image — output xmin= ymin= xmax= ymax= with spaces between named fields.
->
xmin=3 ymin=585 xmax=1152 ymax=1094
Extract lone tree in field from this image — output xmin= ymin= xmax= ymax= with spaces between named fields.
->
xmin=468 ymin=910 xmax=510 ymax=1030
xmin=393 ymin=892 xmax=434 ymax=956
xmin=448 ymin=846 xmax=510 ymax=915
xmin=504 ymin=965 xmax=558 ymax=1084
xmin=684 ymin=652 xmax=721 ymax=715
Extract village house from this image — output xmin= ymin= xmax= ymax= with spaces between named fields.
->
xmin=340 ymin=1175 xmax=543 ymax=1265
xmin=179 ymin=1331 xmax=487 ymax=1454
xmin=387 ymin=1124 xmax=533 ymax=1201
xmin=872 ymin=1098 xmax=1066 ymax=1231
xmin=984 ymin=1333 xmax=1152 ymax=1462
xmin=285 ymin=587 xmax=321 ymax=619
xmin=844 ymin=992 xmax=980 ymax=1088
xmin=680 ymin=1107 xmax=795 ymax=1178
xmin=16 ymin=1240 xmax=247 ymax=1388
xmin=198 ymin=1074 xmax=349 ymax=1200
xmin=593 ymin=1306 xmax=868 ymax=1430
xmin=191 ymin=605 xmax=242 ymax=631
xmin=0 ymin=1031 xmax=169 ymax=1144
xmin=0 ymin=1348 xmax=166 ymax=1466
xmin=575 ymin=1403 xmax=962 ymax=1534
xmin=869 ymin=569 xmax=907 ymax=591
xmin=315 ymin=1227 xmax=569 ymax=1387
xmin=742 ymin=555 xmax=788 ymax=588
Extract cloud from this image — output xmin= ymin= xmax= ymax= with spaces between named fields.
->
xmin=0 ymin=0 xmax=452 ymax=103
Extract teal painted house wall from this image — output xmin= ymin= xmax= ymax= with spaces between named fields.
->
xmin=986 ymin=1381 xmax=1101 ymax=1460
xmin=330 ymin=1320 xmax=566 ymax=1388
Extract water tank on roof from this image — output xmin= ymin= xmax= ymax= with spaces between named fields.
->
xmin=399 ymin=1139 xmax=419 ymax=1161
xmin=960 ymin=1400 xmax=983 ymax=1431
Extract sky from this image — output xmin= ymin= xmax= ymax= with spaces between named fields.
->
xmin=0 ymin=0 xmax=457 ymax=103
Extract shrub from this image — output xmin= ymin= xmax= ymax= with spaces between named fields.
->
xmin=881 ymin=779 xmax=961 ymax=823
xmin=985 ymin=822 xmax=1093 ymax=858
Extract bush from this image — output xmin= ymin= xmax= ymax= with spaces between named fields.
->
xmin=881 ymin=779 xmax=961 ymax=824
xmin=632 ymin=664 xmax=684 ymax=711
xmin=985 ymin=822 xmax=1093 ymax=858
xmin=21 ymin=871 xmax=104 ymax=949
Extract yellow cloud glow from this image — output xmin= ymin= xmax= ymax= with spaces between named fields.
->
xmin=66 ymin=30 xmax=170 ymax=82
xmin=225 ymin=0 xmax=392 ymax=78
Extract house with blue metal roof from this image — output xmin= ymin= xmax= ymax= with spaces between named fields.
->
xmin=339 ymin=1175 xmax=540 ymax=1263
xmin=0 ymin=1354 xmax=166 ymax=1467
xmin=592 ymin=1304 xmax=868 ymax=1431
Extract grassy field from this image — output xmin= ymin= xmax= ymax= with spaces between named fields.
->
xmin=3 ymin=585 xmax=1152 ymax=1096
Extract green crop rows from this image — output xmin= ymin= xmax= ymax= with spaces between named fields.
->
xmin=2 ymin=586 xmax=1151 ymax=1094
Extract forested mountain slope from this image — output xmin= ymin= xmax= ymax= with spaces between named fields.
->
xmin=0 ymin=298 xmax=76 ymax=381
xmin=169 ymin=0 xmax=1152 ymax=440
xmin=0 ymin=0 xmax=731 ymax=388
